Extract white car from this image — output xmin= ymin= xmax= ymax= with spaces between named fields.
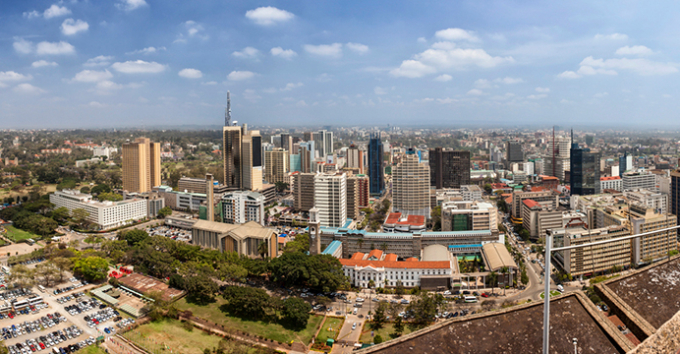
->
xmin=356 ymin=298 xmax=365 ymax=302
xmin=443 ymin=290 xmax=451 ymax=295
xmin=352 ymin=323 xmax=357 ymax=330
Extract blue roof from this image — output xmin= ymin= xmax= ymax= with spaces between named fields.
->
xmin=322 ymin=240 xmax=342 ymax=255
xmin=342 ymin=218 xmax=353 ymax=229
xmin=448 ymin=244 xmax=482 ymax=249
xmin=279 ymin=234 xmax=287 ymax=238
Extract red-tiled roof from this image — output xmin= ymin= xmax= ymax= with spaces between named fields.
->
xmin=384 ymin=254 xmax=398 ymax=262
xmin=351 ymin=252 xmax=365 ymax=260
xmin=491 ymin=183 xmax=508 ymax=189
xmin=405 ymin=257 xmax=419 ymax=262
xmin=385 ymin=212 xmax=402 ymax=224
xmin=523 ymin=199 xmax=540 ymax=208
xmin=531 ymin=186 xmax=547 ymax=192
xmin=339 ymin=259 xmax=451 ymax=269
xmin=397 ymin=215 xmax=425 ymax=226
xmin=600 ymin=176 xmax=621 ymax=181
xmin=367 ymin=249 xmax=384 ymax=260
xmin=505 ymin=196 xmax=513 ymax=205
xmin=539 ymin=175 xmax=559 ymax=181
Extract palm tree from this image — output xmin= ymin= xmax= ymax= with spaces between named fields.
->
xmin=500 ymin=267 xmax=509 ymax=295
xmin=357 ymin=238 xmax=365 ymax=250
xmin=488 ymin=271 xmax=498 ymax=294
xmin=380 ymin=243 xmax=388 ymax=252
xmin=257 ymin=242 xmax=269 ymax=259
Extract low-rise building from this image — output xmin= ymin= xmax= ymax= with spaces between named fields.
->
xmin=600 ymin=176 xmax=622 ymax=192
xmin=220 ymin=191 xmax=266 ymax=225
xmin=552 ymin=225 xmax=631 ymax=277
xmin=50 ymin=189 xmax=147 ymax=230
xmin=383 ymin=213 xmax=426 ymax=233
xmin=191 ymin=220 xmax=277 ymax=258
xmin=441 ymin=201 xmax=498 ymax=232
xmin=622 ymin=171 xmax=657 ymax=192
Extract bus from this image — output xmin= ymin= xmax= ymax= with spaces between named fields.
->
xmin=464 ymin=296 xmax=478 ymax=303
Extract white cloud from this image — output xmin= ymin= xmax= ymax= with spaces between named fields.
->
xmin=435 ymin=28 xmax=479 ymax=42
xmin=32 ymin=60 xmax=58 ymax=68
xmin=557 ymin=71 xmax=581 ymax=79
xmin=281 ymin=82 xmax=303 ymax=91
xmin=296 ymin=100 xmax=307 ymax=107
xmin=576 ymin=65 xmax=617 ymax=76
xmin=232 ymin=47 xmax=260 ymax=60
xmin=0 ymin=71 xmax=32 ymax=82
xmin=437 ymin=97 xmax=459 ymax=104
xmin=535 ymin=87 xmax=550 ymax=93
xmin=13 ymin=39 xmax=34 ymax=54
xmin=36 ymin=41 xmax=75 ymax=55
xmin=271 ymin=47 xmax=297 ymax=60
xmin=13 ymin=83 xmax=45 ymax=94
xmin=467 ymin=89 xmax=483 ymax=96
xmin=111 ymin=60 xmax=166 ymax=74
xmin=95 ymin=80 xmax=123 ymax=90
xmin=316 ymin=73 xmax=332 ymax=82
xmin=615 ymin=45 xmax=653 ymax=56
xmin=304 ymin=43 xmax=343 ymax=58
xmin=434 ymin=74 xmax=452 ymax=82
xmin=88 ymin=101 xmax=107 ymax=108
xmin=43 ymin=4 xmax=71 ymax=19
xmin=495 ymin=77 xmax=523 ymax=84
xmin=227 ymin=71 xmax=255 ymax=81
xmin=126 ymin=47 xmax=166 ymax=55
xmin=178 ymin=68 xmax=202 ymax=79
xmin=245 ymin=6 xmax=294 ymax=26
xmin=389 ymin=60 xmax=436 ymax=78
xmin=201 ymin=81 xmax=217 ymax=85
xmin=84 ymin=55 xmax=114 ymax=67
xmin=116 ymin=0 xmax=147 ymax=11
xmin=594 ymin=92 xmax=609 ymax=98
xmin=474 ymin=79 xmax=492 ymax=88
xmin=431 ymin=41 xmax=456 ymax=50
xmin=580 ymin=56 xmax=677 ymax=75
xmin=374 ymin=86 xmax=387 ymax=95
xmin=72 ymin=69 xmax=113 ymax=83
xmin=414 ymin=98 xmax=434 ymax=103
xmin=61 ymin=19 xmax=89 ymax=35
xmin=346 ymin=42 xmax=369 ymax=54
xmin=243 ymin=89 xmax=261 ymax=101
xmin=527 ymin=94 xmax=547 ymax=99
xmin=23 ymin=10 xmax=40 ymax=19
xmin=417 ymin=37 xmax=427 ymax=43
xmin=594 ymin=33 xmax=628 ymax=41
xmin=175 ymin=21 xmax=207 ymax=43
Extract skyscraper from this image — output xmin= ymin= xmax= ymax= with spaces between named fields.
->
xmin=280 ymin=133 xmax=292 ymax=152
xmin=264 ymin=148 xmax=289 ymax=184
xmin=222 ymin=93 xmax=262 ymax=191
xmin=314 ymin=172 xmax=347 ymax=227
xmin=324 ymin=130 xmax=334 ymax=158
xmin=346 ymin=144 xmax=364 ymax=174
xmin=240 ymin=124 xmax=263 ymax=191
xmin=570 ymin=132 xmax=601 ymax=196
xmin=368 ymin=133 xmax=384 ymax=196
xmin=122 ymin=137 xmax=161 ymax=193
xmin=671 ymin=169 xmax=680 ymax=227
xmin=429 ymin=148 xmax=471 ymax=189
xmin=393 ymin=149 xmax=430 ymax=217
xmin=506 ymin=141 xmax=523 ymax=163
xmin=619 ymin=152 xmax=633 ymax=177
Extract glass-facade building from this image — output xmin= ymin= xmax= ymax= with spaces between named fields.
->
xmin=570 ymin=143 xmax=601 ymax=196
xmin=368 ymin=133 xmax=385 ymax=196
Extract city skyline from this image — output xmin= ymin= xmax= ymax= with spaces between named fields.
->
xmin=2 ymin=1 xmax=680 ymax=128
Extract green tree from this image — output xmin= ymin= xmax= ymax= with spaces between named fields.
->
xmin=184 ymin=274 xmax=218 ymax=305
xmin=520 ymin=267 xmax=529 ymax=286
xmin=488 ymin=271 xmax=498 ymax=294
xmin=483 ymin=183 xmax=492 ymax=194
xmin=90 ymin=184 xmax=112 ymax=195
xmin=395 ymin=280 xmax=405 ymax=297
xmin=281 ymin=297 xmax=312 ymax=329
xmin=393 ymin=316 xmax=404 ymax=337
xmin=222 ymin=286 xmax=273 ymax=320
xmin=72 ymin=256 xmax=108 ymax=282
xmin=373 ymin=334 xmax=384 ymax=344
xmin=283 ymin=233 xmax=310 ymax=254
xmin=119 ymin=229 xmax=150 ymax=247
xmin=56 ymin=178 xmax=77 ymax=191
xmin=80 ymin=186 xmax=91 ymax=194
xmin=157 ymin=206 xmax=172 ymax=218
xmin=97 ymin=192 xmax=123 ymax=202
xmin=372 ymin=302 xmax=388 ymax=329
xmin=274 ymin=182 xmax=289 ymax=193
xmin=71 ymin=208 xmax=90 ymax=229
xmin=257 ymin=241 xmax=269 ymax=259
xmin=430 ymin=205 xmax=442 ymax=231
xmin=51 ymin=207 xmax=70 ymax=225
xmin=406 ymin=292 xmax=439 ymax=325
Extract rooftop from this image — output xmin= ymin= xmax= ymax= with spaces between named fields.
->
xmin=601 ymin=176 xmax=622 ymax=181
xmin=118 ymin=273 xmax=184 ymax=302
xmin=523 ymin=199 xmax=540 ymax=208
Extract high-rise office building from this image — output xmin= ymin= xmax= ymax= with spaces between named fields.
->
xmin=222 ymin=93 xmax=262 ymax=191
xmin=314 ymin=172 xmax=347 ymax=227
xmin=619 ymin=152 xmax=633 ymax=177
xmin=122 ymin=137 xmax=161 ymax=193
xmin=346 ymin=144 xmax=364 ymax=174
xmin=324 ymin=131 xmax=334 ymax=158
xmin=570 ymin=133 xmax=601 ymax=196
xmin=292 ymin=172 xmax=316 ymax=212
xmin=671 ymin=169 xmax=680 ymax=228
xmin=346 ymin=176 xmax=360 ymax=220
xmin=299 ymin=141 xmax=315 ymax=173
xmin=368 ymin=133 xmax=385 ymax=196
xmin=429 ymin=148 xmax=471 ymax=189
xmin=264 ymin=148 xmax=289 ymax=184
xmin=280 ymin=133 xmax=292 ymax=152
xmin=506 ymin=141 xmax=523 ymax=163
xmin=393 ymin=150 xmax=430 ymax=218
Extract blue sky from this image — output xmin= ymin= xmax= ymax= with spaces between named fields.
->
xmin=1 ymin=0 xmax=680 ymax=128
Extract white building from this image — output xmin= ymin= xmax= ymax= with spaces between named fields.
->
xmin=50 ymin=189 xmax=147 ymax=230
xmin=314 ymin=172 xmax=347 ymax=227
xmin=221 ymin=191 xmax=266 ymax=226
xmin=622 ymin=171 xmax=657 ymax=192
xmin=600 ymin=176 xmax=623 ymax=192
xmin=624 ymin=190 xmax=668 ymax=215
xmin=461 ymin=185 xmax=483 ymax=201
xmin=93 ymin=146 xmax=113 ymax=159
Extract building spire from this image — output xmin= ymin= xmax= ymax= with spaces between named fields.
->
xmin=225 ymin=91 xmax=231 ymax=126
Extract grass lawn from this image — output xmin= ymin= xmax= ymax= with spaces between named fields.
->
xmin=124 ymin=319 xmax=224 ymax=354
xmin=4 ymin=225 xmax=39 ymax=242
xmin=76 ymin=345 xmax=108 ymax=354
xmin=316 ymin=317 xmax=344 ymax=343
xmin=359 ymin=321 xmax=418 ymax=344
xmin=176 ymin=297 xmax=324 ymax=345
xmin=539 ymin=290 xmax=562 ymax=299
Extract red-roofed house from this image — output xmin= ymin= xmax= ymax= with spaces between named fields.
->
xmin=539 ymin=175 xmax=559 ymax=190
xmin=341 ymin=255 xmax=453 ymax=288
xmin=383 ymin=213 xmax=426 ymax=233
xmin=491 ymin=183 xmax=512 ymax=194
xmin=367 ymin=249 xmax=384 ymax=260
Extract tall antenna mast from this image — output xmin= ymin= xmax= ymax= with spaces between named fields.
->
xmin=225 ymin=91 xmax=231 ymax=126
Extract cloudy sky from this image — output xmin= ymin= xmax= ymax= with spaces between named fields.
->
xmin=2 ymin=1 xmax=680 ymax=128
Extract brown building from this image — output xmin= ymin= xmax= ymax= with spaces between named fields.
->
xmin=429 ymin=148 xmax=471 ymax=189
xmin=292 ymin=172 xmax=316 ymax=212
xmin=346 ymin=176 xmax=360 ymax=219
xmin=122 ymin=137 xmax=161 ymax=193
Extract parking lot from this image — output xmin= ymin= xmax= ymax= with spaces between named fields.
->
xmin=0 ymin=277 xmax=127 ymax=353
xmin=147 ymin=226 xmax=191 ymax=242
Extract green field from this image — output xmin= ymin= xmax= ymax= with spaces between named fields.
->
xmin=75 ymin=345 xmax=108 ymax=354
xmin=176 ymin=297 xmax=324 ymax=345
xmin=539 ymin=290 xmax=562 ymax=299
xmin=316 ymin=317 xmax=344 ymax=343
xmin=358 ymin=321 xmax=417 ymax=344
xmin=124 ymin=319 xmax=225 ymax=354
xmin=4 ymin=225 xmax=39 ymax=242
